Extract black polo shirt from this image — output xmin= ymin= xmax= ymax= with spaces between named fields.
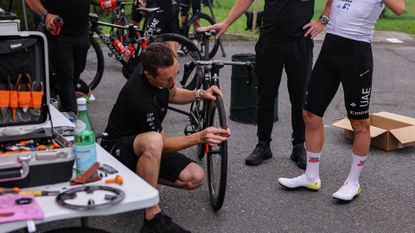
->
xmin=104 ymin=73 xmax=169 ymax=140
xmin=260 ymin=0 xmax=314 ymax=41
xmin=44 ymin=0 xmax=90 ymax=35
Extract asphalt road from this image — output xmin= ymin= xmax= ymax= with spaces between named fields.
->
xmin=33 ymin=38 xmax=415 ymax=233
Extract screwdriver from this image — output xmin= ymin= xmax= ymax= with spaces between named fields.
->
xmin=0 ymin=187 xmax=60 ymax=196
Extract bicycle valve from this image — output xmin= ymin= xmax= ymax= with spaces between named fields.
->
xmin=105 ymin=175 xmax=123 ymax=185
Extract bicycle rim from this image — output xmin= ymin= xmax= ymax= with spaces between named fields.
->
xmin=80 ymin=36 xmax=104 ymax=90
xmin=187 ymin=13 xmax=219 ymax=60
xmin=152 ymin=33 xmax=203 ymax=90
xmin=207 ymin=96 xmax=228 ymax=211
xmin=189 ymin=98 xmax=207 ymax=160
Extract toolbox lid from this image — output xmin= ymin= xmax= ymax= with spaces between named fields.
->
xmin=0 ymin=32 xmax=51 ymax=142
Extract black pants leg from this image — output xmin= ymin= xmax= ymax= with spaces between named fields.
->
xmin=255 ymin=39 xmax=284 ymax=144
xmin=285 ymin=37 xmax=313 ymax=145
xmin=48 ymin=33 xmax=89 ymax=112
xmin=255 ymin=38 xmax=313 ymax=145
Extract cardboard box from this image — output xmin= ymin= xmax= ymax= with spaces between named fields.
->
xmin=333 ymin=112 xmax=415 ymax=151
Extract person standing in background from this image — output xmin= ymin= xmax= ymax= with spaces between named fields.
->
xmin=278 ymin=0 xmax=406 ymax=202
xmin=26 ymin=0 xmax=92 ymax=113
xmin=203 ymin=0 xmax=328 ymax=170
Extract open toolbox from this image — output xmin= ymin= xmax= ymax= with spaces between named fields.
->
xmin=0 ymin=32 xmax=74 ymax=188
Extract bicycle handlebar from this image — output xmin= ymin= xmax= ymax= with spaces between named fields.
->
xmin=180 ymin=60 xmax=257 ymax=88
xmin=187 ymin=60 xmax=255 ymax=67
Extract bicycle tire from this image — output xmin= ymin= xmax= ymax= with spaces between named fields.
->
xmin=186 ymin=12 xmax=219 ymax=60
xmin=80 ymin=35 xmax=105 ymax=90
xmin=152 ymin=33 xmax=203 ymax=90
xmin=206 ymin=95 xmax=228 ymax=211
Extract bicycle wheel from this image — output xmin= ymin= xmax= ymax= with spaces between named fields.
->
xmin=186 ymin=12 xmax=219 ymax=60
xmin=152 ymin=33 xmax=203 ymax=90
xmin=206 ymin=95 xmax=228 ymax=211
xmin=80 ymin=35 xmax=104 ymax=90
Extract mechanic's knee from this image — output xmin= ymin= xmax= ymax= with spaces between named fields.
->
xmin=179 ymin=163 xmax=204 ymax=190
xmin=350 ymin=119 xmax=370 ymax=136
xmin=303 ymin=110 xmax=321 ymax=127
xmin=134 ymin=132 xmax=163 ymax=159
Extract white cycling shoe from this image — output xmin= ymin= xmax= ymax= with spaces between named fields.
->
xmin=332 ymin=180 xmax=361 ymax=201
xmin=278 ymin=174 xmax=321 ymax=191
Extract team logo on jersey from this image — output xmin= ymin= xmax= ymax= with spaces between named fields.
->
xmin=146 ymin=112 xmax=156 ymax=128
xmin=338 ymin=0 xmax=352 ymax=10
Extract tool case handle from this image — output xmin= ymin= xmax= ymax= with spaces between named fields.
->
xmin=0 ymin=154 xmax=30 ymax=182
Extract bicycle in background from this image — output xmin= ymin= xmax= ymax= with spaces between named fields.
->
xmin=80 ymin=9 xmax=202 ymax=90
xmin=179 ymin=0 xmax=224 ymax=59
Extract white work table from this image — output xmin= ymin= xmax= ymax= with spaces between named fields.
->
xmin=0 ymin=106 xmax=159 ymax=233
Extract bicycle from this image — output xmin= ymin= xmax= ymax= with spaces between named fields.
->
xmin=109 ymin=1 xmax=134 ymax=40
xmin=80 ymin=9 xmax=202 ymax=90
xmin=179 ymin=1 xmax=223 ymax=60
xmin=169 ymin=59 xmax=256 ymax=211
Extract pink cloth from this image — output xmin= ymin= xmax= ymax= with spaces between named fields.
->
xmin=0 ymin=194 xmax=44 ymax=224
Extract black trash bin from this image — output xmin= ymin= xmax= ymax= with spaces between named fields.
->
xmin=229 ymin=53 xmax=278 ymax=125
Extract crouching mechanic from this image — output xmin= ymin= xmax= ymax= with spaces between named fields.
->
xmin=101 ymin=42 xmax=229 ymax=233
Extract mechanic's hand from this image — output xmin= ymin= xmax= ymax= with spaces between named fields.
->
xmin=199 ymin=127 xmax=229 ymax=146
xmin=45 ymin=13 xmax=59 ymax=31
xmin=303 ymin=20 xmax=326 ymax=39
xmin=201 ymin=22 xmax=229 ymax=38
xmin=201 ymin=85 xmax=223 ymax=101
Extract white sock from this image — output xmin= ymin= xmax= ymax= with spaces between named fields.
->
xmin=304 ymin=151 xmax=321 ymax=180
xmin=347 ymin=153 xmax=367 ymax=185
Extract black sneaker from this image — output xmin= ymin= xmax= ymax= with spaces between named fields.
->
xmin=245 ymin=143 xmax=273 ymax=166
xmin=290 ymin=144 xmax=306 ymax=170
xmin=140 ymin=212 xmax=191 ymax=233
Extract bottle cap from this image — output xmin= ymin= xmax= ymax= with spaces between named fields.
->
xmin=77 ymin=97 xmax=87 ymax=105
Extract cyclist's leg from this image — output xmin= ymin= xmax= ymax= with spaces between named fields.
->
xmin=145 ymin=0 xmax=181 ymax=53
xmin=158 ymin=151 xmax=204 ymax=190
xmin=131 ymin=0 xmax=143 ymax=27
xmin=191 ymin=0 xmax=201 ymax=28
xmin=180 ymin=0 xmax=191 ymax=29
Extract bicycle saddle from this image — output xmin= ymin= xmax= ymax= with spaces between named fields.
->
xmin=135 ymin=7 xmax=162 ymax=14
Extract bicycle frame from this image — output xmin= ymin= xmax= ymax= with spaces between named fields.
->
xmin=168 ymin=59 xmax=256 ymax=136
xmin=89 ymin=13 xmax=143 ymax=66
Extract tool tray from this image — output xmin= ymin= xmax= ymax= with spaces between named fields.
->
xmin=0 ymin=32 xmax=74 ymax=188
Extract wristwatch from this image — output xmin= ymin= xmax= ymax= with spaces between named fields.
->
xmin=40 ymin=11 xmax=48 ymax=22
xmin=319 ymin=15 xmax=330 ymax=25
xmin=195 ymin=89 xmax=202 ymax=100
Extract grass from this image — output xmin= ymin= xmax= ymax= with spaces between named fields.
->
xmin=207 ymin=0 xmax=415 ymax=36
xmin=7 ymin=0 xmax=413 ymax=35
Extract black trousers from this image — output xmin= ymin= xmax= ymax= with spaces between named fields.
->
xmin=255 ymin=37 xmax=313 ymax=145
xmin=47 ymin=33 xmax=90 ymax=112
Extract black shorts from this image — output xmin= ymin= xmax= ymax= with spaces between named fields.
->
xmin=304 ymin=33 xmax=373 ymax=120
xmin=180 ymin=0 xmax=201 ymax=17
xmin=131 ymin=0 xmax=143 ymax=23
xmin=101 ymin=135 xmax=194 ymax=182
xmin=144 ymin=0 xmax=180 ymax=35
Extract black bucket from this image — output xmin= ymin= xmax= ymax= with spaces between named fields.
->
xmin=229 ymin=53 xmax=278 ymax=125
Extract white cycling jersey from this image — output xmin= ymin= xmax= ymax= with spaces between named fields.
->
xmin=327 ymin=0 xmax=385 ymax=43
